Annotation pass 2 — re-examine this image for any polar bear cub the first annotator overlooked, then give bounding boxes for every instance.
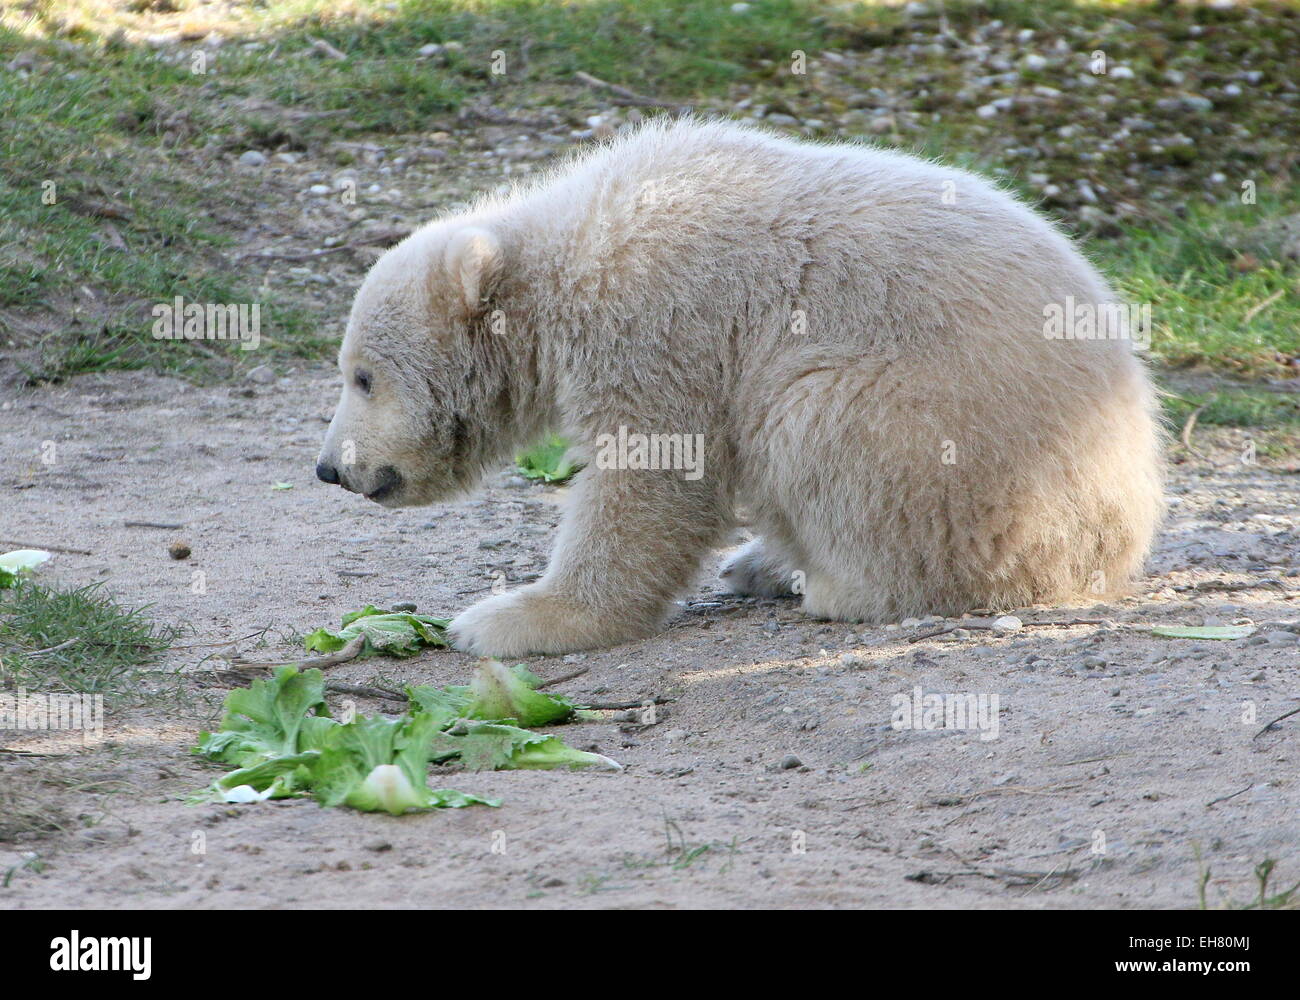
[316,117,1164,657]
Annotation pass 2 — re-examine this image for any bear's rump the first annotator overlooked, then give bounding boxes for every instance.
[735,344,1161,619]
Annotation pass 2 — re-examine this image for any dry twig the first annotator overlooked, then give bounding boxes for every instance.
[228,635,366,672]
[908,618,1107,643]
[1254,703,1300,740]
[574,71,690,109]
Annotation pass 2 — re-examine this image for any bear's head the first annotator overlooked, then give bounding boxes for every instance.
[316,223,515,507]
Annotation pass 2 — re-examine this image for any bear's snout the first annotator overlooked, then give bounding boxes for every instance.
[316,446,403,503]
[315,457,363,496]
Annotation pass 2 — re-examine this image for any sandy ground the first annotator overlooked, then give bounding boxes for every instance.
[1,365,1298,910]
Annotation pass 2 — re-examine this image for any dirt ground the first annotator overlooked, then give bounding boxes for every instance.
[2,111,1298,910]
[1,361,1298,910]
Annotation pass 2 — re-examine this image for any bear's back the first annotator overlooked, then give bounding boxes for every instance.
[520,119,1114,358]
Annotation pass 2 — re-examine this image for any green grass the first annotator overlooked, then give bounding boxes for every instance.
[1198,857,1300,911]
[1162,388,1300,431]
[0,25,323,379]
[1160,384,1300,458]
[20,0,844,106]
[1094,196,1300,377]
[619,816,739,874]
[0,580,180,695]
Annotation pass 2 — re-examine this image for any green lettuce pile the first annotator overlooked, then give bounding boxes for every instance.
[194,658,618,815]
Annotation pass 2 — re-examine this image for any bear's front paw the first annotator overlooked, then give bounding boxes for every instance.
[449,587,647,657]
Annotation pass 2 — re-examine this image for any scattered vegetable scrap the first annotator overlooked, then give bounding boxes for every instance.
[303,605,451,658]
[515,434,582,484]
[0,549,51,589]
[195,657,619,814]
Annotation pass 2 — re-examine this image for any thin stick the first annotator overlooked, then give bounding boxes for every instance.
[237,228,410,264]
[1192,578,1287,594]
[240,244,355,263]
[574,71,689,109]
[1254,704,1300,740]
[124,520,184,530]
[908,618,1106,643]
[583,696,673,710]
[1180,399,1214,463]
[325,681,406,700]
[0,540,93,555]
[535,667,590,689]
[307,36,348,61]
[27,637,82,657]
[1242,288,1285,325]
[1205,783,1253,808]
[1048,753,1134,767]
[229,635,366,672]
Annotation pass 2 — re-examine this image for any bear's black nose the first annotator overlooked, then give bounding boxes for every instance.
[316,460,340,485]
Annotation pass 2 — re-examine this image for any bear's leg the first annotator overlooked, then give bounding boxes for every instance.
[449,467,726,656]
[718,537,800,597]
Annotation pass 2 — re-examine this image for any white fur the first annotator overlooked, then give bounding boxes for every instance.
[318,118,1165,656]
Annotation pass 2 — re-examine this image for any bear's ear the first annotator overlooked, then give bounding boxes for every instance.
[442,227,503,316]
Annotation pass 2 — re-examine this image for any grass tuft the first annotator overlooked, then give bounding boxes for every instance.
[0,580,180,695]
[1198,855,1300,911]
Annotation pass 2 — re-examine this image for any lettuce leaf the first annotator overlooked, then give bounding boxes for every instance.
[195,665,330,769]
[210,751,322,802]
[432,721,622,773]
[406,681,472,730]
[303,605,451,658]
[515,434,582,484]
[408,660,580,728]
[308,712,499,814]
[464,658,576,727]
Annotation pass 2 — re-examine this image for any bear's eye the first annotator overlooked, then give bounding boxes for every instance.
[353,369,372,395]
